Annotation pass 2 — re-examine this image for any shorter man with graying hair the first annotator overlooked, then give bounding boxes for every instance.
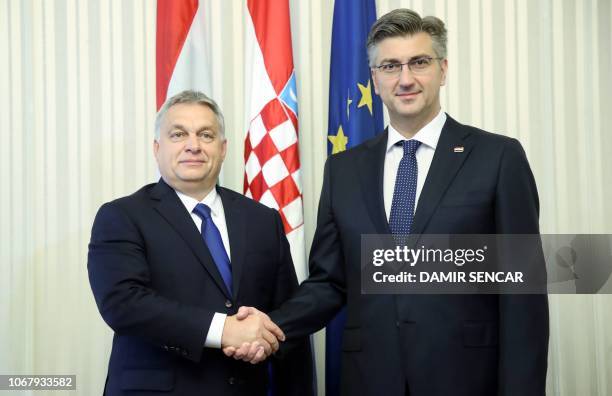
[88,90,313,396]
[228,8,549,396]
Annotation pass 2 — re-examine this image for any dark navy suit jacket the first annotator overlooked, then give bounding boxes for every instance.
[271,115,549,396]
[88,180,313,396]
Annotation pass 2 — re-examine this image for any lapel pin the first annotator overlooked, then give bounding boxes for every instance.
[453,146,464,153]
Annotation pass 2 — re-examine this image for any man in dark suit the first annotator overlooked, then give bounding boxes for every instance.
[228,9,549,396]
[88,90,313,395]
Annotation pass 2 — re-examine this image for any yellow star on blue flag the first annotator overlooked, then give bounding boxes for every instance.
[328,125,348,154]
[357,79,373,115]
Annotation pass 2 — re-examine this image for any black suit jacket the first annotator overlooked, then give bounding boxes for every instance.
[88,180,314,396]
[271,115,549,396]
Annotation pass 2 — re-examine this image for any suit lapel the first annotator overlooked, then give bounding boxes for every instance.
[217,187,246,300]
[150,180,232,299]
[411,115,474,235]
[358,131,391,235]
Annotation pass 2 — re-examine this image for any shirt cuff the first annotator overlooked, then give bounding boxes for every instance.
[204,312,227,348]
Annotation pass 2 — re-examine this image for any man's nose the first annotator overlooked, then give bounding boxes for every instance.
[398,65,416,86]
[185,134,202,152]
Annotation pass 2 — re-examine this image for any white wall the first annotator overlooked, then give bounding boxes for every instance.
[0,0,611,394]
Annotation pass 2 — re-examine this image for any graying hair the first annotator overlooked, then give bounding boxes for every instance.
[366,9,447,67]
[154,90,225,140]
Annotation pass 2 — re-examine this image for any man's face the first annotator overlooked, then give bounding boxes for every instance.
[154,103,226,196]
[371,32,447,125]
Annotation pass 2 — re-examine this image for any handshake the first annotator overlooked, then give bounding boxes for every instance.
[220,306,284,364]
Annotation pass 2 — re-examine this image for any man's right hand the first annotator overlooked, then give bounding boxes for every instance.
[221,309,285,364]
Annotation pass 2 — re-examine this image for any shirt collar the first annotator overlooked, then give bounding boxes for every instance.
[386,110,447,152]
[175,187,220,216]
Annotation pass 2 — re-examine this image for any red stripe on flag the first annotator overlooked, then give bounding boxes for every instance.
[246,0,294,95]
[156,0,198,109]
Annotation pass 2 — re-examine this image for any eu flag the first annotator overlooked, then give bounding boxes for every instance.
[327,0,383,155]
[326,0,383,395]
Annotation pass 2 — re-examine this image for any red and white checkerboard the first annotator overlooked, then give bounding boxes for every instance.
[244,97,303,234]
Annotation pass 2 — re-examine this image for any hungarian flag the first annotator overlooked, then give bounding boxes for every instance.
[243,0,306,282]
[156,0,211,110]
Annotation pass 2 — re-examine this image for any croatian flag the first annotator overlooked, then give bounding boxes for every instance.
[156,0,211,110]
[243,0,306,282]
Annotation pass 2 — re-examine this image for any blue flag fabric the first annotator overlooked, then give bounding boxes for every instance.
[327,0,383,156]
[326,1,383,395]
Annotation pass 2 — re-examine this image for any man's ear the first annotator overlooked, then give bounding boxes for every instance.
[372,69,380,95]
[440,58,448,86]
[221,138,228,160]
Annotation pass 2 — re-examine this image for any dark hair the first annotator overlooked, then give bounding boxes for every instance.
[366,8,447,66]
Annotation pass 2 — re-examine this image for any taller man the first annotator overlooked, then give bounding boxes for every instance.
[232,8,548,396]
[88,90,313,395]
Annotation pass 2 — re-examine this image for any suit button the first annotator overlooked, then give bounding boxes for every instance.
[228,377,236,385]
[225,300,233,308]
[163,345,169,351]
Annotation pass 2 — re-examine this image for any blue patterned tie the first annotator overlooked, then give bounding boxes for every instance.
[389,140,422,235]
[193,203,233,295]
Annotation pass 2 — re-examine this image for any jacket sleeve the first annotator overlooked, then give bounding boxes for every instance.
[87,201,214,363]
[495,138,549,396]
[270,156,347,342]
[269,209,316,396]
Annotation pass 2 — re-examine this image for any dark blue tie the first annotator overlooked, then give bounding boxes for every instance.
[193,203,233,295]
[389,140,422,235]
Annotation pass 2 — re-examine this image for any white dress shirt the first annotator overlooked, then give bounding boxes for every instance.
[175,188,230,349]
[383,110,447,220]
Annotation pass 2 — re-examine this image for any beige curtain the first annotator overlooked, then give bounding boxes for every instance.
[1,0,610,394]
